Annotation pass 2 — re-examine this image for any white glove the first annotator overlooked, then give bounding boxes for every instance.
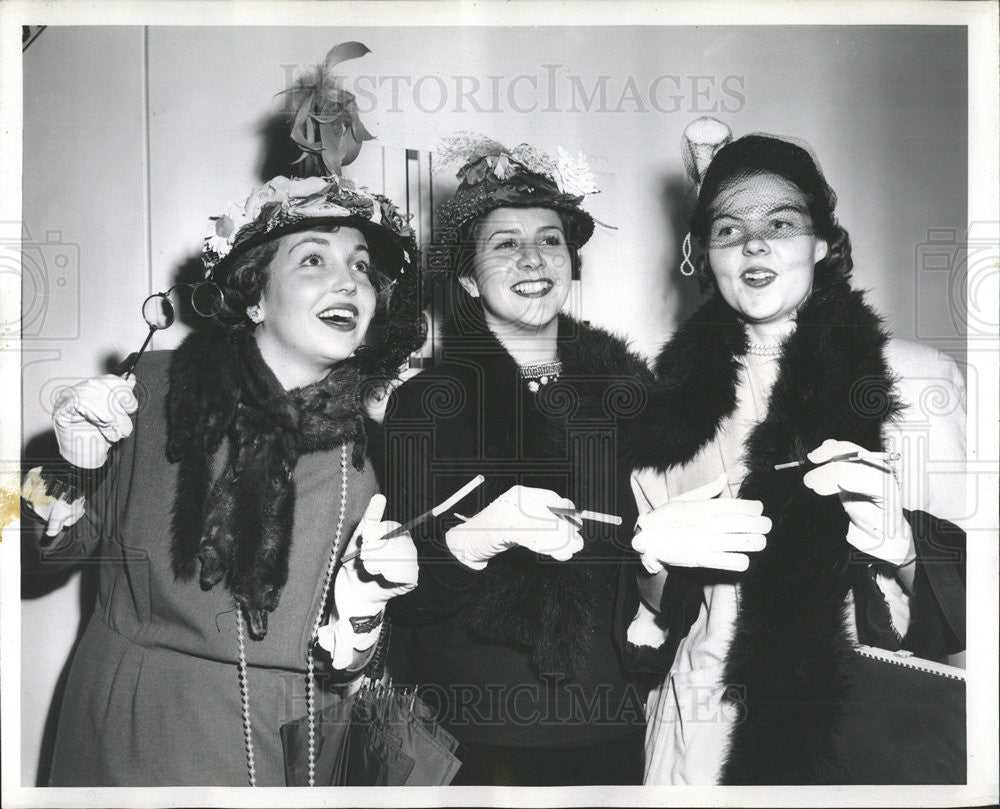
[445,485,585,570]
[317,494,419,670]
[803,439,915,567]
[631,473,770,573]
[21,466,86,536]
[52,374,138,469]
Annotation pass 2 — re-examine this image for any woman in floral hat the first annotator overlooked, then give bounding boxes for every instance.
[627,119,967,784]
[23,175,427,786]
[376,134,767,786]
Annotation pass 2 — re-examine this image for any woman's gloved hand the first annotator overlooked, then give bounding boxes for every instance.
[21,467,86,536]
[803,439,915,567]
[52,374,138,468]
[444,485,585,570]
[317,494,419,670]
[631,473,770,573]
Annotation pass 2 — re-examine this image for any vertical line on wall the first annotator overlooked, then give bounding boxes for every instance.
[141,27,154,343]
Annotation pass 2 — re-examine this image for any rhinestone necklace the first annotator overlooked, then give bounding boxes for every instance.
[518,359,563,393]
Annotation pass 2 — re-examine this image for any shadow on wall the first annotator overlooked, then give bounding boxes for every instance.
[258,111,309,184]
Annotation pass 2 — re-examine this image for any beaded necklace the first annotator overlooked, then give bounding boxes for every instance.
[744,340,783,357]
[236,442,350,787]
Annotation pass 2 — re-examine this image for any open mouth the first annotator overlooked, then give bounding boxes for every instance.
[317,303,359,331]
[511,279,554,298]
[741,268,776,288]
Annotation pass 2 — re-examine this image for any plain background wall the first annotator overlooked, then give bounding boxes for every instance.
[20,25,967,785]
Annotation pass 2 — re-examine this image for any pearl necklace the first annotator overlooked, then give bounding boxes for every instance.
[744,340,783,357]
[518,359,563,393]
[236,442,349,787]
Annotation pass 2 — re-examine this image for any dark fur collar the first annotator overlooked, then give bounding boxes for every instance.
[645,284,901,783]
[440,307,653,383]
[438,308,652,678]
[166,329,366,639]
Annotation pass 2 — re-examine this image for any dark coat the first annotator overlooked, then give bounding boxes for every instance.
[377,314,655,748]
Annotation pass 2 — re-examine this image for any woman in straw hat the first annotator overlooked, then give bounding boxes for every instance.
[22,174,427,786]
[377,133,769,785]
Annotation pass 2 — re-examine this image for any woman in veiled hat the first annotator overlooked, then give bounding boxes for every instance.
[22,175,427,786]
[627,119,967,784]
[376,134,768,786]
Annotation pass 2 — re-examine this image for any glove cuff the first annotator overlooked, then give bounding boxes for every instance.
[25,462,107,505]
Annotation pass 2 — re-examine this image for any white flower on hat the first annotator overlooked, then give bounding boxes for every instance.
[204,202,251,257]
[555,146,599,196]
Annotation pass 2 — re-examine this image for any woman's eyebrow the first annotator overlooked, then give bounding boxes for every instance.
[288,235,331,250]
[713,203,807,219]
[768,203,808,215]
[485,227,520,239]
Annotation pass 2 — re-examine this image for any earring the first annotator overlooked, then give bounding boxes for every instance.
[679,232,696,276]
[247,305,263,324]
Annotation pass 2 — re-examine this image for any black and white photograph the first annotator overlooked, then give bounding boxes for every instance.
[1,1,997,807]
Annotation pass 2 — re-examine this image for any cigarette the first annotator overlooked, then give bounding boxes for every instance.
[341,475,486,563]
[430,475,485,517]
[548,506,624,526]
[578,510,624,526]
[774,450,901,471]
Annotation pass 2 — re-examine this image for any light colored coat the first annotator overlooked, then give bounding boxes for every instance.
[631,339,967,784]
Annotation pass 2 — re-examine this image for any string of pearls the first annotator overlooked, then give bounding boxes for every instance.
[236,607,256,786]
[306,443,350,786]
[744,340,783,357]
[236,443,350,788]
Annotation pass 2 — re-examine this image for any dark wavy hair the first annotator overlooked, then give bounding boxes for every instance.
[214,222,426,376]
[689,135,854,299]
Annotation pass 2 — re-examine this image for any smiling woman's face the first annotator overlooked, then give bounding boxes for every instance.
[707,172,828,329]
[253,227,377,386]
[460,207,572,332]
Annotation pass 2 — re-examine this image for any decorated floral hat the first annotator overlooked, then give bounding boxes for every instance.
[202,174,417,282]
[429,132,599,273]
[202,174,426,377]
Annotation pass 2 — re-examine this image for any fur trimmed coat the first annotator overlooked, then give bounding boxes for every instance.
[625,285,967,785]
[30,331,380,786]
[378,313,655,749]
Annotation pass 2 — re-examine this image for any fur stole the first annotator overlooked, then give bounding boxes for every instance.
[440,309,653,678]
[166,329,366,639]
[640,284,901,783]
